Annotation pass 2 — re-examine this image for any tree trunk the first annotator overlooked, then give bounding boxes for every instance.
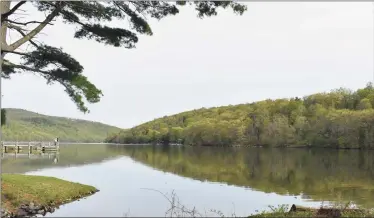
[0,1,11,137]
[1,1,11,53]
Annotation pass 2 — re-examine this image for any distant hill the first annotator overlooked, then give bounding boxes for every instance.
[2,108,122,142]
[106,83,374,149]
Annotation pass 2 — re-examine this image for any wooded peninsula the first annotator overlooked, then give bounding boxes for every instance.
[106,83,374,149]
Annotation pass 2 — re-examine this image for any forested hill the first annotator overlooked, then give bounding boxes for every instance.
[2,108,121,142]
[106,83,374,149]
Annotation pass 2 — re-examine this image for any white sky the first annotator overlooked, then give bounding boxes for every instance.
[3,2,374,128]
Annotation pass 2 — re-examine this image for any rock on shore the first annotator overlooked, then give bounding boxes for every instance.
[1,202,57,218]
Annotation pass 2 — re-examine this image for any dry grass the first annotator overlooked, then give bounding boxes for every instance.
[249,203,374,218]
[143,189,374,218]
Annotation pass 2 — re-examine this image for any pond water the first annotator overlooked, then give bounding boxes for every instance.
[2,144,374,217]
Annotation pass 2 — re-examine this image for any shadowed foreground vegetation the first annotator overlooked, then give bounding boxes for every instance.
[119,188,374,217]
[1,174,98,215]
[249,204,374,218]
[107,83,374,149]
[2,108,121,142]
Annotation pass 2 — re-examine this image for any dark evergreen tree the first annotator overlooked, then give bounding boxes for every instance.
[1,109,5,126]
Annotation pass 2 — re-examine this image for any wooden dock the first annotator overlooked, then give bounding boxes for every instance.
[1,141,60,153]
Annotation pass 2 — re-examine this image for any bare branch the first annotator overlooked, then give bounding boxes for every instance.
[140,188,204,218]
[7,2,65,52]
[7,23,27,32]
[1,1,26,21]
[7,23,40,48]
[5,19,54,26]
[1,49,27,56]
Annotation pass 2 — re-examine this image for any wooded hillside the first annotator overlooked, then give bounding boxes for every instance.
[106,83,374,149]
[3,108,121,142]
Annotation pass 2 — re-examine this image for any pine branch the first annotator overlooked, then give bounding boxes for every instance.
[2,59,50,76]
[1,0,248,114]
[113,1,152,35]
[59,10,86,26]
[3,58,102,113]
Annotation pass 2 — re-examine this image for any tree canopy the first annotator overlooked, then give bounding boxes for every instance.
[106,83,374,149]
[0,1,247,114]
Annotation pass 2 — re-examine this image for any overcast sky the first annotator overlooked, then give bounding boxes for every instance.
[3,2,374,128]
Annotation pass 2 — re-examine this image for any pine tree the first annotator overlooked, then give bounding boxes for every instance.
[0,1,247,115]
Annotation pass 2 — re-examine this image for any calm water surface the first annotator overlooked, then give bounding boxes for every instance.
[2,144,374,217]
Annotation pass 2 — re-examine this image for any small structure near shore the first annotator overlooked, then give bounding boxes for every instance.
[1,141,60,154]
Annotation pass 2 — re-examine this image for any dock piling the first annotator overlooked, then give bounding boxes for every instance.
[1,141,60,154]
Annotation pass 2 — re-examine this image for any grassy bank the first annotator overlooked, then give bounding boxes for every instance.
[1,174,98,216]
[249,205,374,218]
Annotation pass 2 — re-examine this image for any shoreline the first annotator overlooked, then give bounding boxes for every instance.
[110,143,374,151]
[249,204,374,218]
[1,174,99,218]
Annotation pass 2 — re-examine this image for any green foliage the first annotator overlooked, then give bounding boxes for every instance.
[357,98,372,110]
[1,1,247,113]
[1,109,6,126]
[249,204,374,218]
[2,108,121,142]
[107,83,374,149]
